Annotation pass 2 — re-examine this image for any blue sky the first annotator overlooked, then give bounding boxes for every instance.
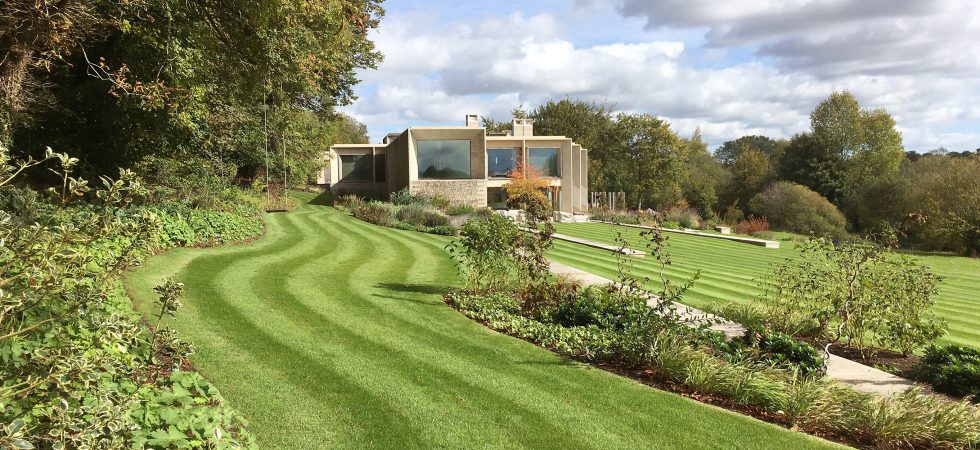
[340,0,980,152]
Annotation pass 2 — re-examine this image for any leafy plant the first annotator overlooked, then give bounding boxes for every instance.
[0,148,255,448]
[353,201,396,227]
[447,214,520,293]
[754,238,946,356]
[914,345,980,402]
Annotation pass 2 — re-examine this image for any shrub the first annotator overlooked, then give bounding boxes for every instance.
[590,208,641,224]
[551,287,651,331]
[0,185,55,224]
[389,188,430,206]
[748,181,847,237]
[742,327,825,376]
[140,202,263,247]
[447,284,980,449]
[396,204,450,227]
[721,204,745,227]
[447,214,520,292]
[353,201,395,227]
[755,239,945,356]
[664,205,701,229]
[734,215,769,235]
[445,203,476,216]
[914,345,980,402]
[335,193,365,212]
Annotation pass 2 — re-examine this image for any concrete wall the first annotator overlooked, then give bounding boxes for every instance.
[580,149,589,213]
[386,131,411,194]
[410,179,488,207]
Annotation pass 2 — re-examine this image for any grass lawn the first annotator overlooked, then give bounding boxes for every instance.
[124,192,841,449]
[550,222,980,349]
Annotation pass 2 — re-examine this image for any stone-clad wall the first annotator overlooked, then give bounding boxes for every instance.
[410,179,488,207]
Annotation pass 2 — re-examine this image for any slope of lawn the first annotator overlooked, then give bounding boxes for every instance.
[124,192,841,449]
[551,222,980,349]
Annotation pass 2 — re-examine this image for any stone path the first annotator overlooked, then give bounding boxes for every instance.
[548,259,915,396]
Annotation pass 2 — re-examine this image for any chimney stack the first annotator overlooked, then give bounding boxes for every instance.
[512,118,534,137]
[465,114,480,127]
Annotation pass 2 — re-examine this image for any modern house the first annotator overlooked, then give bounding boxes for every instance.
[316,115,589,213]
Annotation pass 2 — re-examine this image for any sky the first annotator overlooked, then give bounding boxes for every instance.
[338,0,980,152]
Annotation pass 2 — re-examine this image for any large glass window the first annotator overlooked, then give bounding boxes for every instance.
[340,154,373,182]
[528,147,559,177]
[417,140,471,179]
[487,148,516,178]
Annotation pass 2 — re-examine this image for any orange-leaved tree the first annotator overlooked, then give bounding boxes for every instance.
[504,157,553,222]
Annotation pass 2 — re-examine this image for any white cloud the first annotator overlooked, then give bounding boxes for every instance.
[341,3,980,151]
[617,0,980,78]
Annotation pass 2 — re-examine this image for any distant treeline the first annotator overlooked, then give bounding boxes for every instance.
[487,95,979,255]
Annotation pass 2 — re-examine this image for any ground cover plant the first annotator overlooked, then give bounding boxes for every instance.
[0,150,259,448]
[446,208,980,449]
[124,191,847,449]
[549,222,980,349]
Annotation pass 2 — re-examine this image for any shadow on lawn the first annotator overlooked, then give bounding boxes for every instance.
[306,190,338,206]
[376,282,448,295]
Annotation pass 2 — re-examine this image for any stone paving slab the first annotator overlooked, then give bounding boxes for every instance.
[547,258,917,396]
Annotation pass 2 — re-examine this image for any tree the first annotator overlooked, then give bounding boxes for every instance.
[481,116,512,133]
[505,158,552,219]
[714,135,777,167]
[607,114,683,210]
[810,91,864,158]
[778,91,905,213]
[6,0,384,182]
[530,98,616,191]
[681,128,727,219]
[778,132,847,203]
[906,155,980,255]
[724,147,772,211]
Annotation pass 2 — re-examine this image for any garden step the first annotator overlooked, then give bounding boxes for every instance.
[525,229,646,256]
[547,259,919,396]
[597,221,780,248]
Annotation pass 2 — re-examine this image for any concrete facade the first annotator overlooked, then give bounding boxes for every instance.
[321,116,589,213]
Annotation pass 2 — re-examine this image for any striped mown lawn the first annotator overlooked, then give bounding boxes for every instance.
[124,193,841,449]
[550,222,980,349]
